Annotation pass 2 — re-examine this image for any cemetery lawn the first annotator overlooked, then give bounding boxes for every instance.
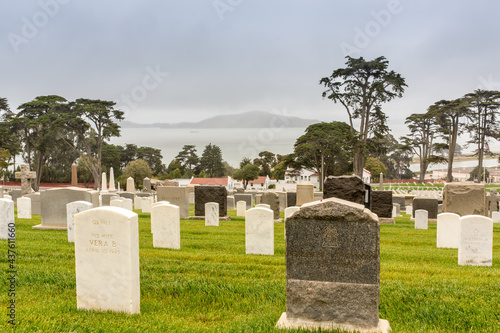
[0,208,499,332]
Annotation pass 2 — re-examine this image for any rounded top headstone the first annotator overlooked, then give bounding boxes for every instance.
[290,197,378,222]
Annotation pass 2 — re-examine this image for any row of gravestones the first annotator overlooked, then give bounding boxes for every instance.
[1,191,391,332]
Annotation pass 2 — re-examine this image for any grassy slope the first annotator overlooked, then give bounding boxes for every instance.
[0,207,499,332]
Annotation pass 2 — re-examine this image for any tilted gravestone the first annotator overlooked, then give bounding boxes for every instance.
[370,191,393,218]
[277,197,390,332]
[412,198,438,219]
[323,175,365,205]
[195,186,227,217]
[74,207,140,314]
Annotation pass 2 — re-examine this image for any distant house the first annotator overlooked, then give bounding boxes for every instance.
[189,176,235,190]
[276,169,320,191]
[363,168,372,184]
[246,176,273,190]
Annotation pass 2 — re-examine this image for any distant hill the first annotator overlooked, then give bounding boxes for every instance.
[121,111,320,129]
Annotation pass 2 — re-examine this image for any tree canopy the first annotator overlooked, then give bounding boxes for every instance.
[320,56,406,177]
[200,143,225,177]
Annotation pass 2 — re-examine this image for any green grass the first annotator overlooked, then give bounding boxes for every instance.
[1,207,499,332]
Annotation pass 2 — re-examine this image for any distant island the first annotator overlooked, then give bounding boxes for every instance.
[121,111,320,129]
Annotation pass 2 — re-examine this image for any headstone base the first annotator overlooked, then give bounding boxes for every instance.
[188,216,231,221]
[378,218,395,224]
[32,224,67,230]
[276,313,391,333]
[274,218,283,223]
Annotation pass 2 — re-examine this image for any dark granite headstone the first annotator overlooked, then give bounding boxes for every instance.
[412,197,438,219]
[370,191,392,218]
[234,194,252,208]
[195,186,227,217]
[392,195,406,210]
[283,198,382,328]
[261,192,280,219]
[323,175,365,205]
[286,192,297,207]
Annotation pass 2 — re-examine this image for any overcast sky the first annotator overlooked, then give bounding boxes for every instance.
[2,0,500,141]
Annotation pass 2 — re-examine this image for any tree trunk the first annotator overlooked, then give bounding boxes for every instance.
[353,149,364,178]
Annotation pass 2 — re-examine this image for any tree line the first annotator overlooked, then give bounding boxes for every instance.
[2,56,500,188]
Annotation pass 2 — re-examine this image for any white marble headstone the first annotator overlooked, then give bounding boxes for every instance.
[406,206,412,215]
[236,201,246,217]
[245,207,274,255]
[151,203,180,249]
[492,211,500,223]
[17,197,32,219]
[141,197,151,213]
[74,207,140,314]
[415,209,428,229]
[110,198,124,208]
[458,215,493,266]
[122,198,133,211]
[436,213,460,248]
[0,199,14,240]
[256,204,271,210]
[205,202,219,226]
[67,201,93,243]
[134,195,142,210]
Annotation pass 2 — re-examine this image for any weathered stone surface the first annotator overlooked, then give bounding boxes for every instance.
[392,195,406,210]
[151,203,180,249]
[234,194,252,208]
[157,186,189,218]
[286,279,379,327]
[323,175,365,205]
[413,198,438,219]
[287,198,379,284]
[66,201,93,243]
[37,188,96,229]
[195,186,227,217]
[10,190,22,206]
[286,192,297,207]
[227,196,235,210]
[285,197,381,329]
[296,182,314,206]
[278,191,287,211]
[370,191,392,218]
[142,177,151,192]
[15,164,36,195]
[261,192,280,220]
[25,193,41,215]
[205,202,219,226]
[443,183,486,216]
[101,193,119,207]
